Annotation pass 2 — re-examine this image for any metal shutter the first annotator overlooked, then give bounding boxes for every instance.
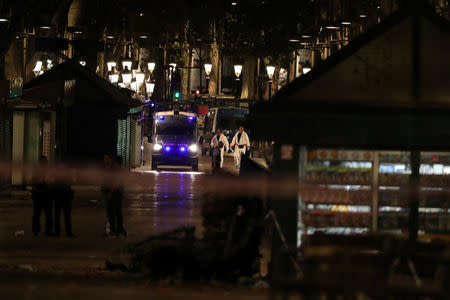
[0,109,12,185]
[117,116,131,169]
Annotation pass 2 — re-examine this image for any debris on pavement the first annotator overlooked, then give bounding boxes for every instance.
[254,280,270,289]
[14,230,25,237]
[17,264,35,272]
[108,193,266,284]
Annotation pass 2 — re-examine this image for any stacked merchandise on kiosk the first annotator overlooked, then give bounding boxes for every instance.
[300,149,374,238]
[378,152,450,235]
[299,150,450,243]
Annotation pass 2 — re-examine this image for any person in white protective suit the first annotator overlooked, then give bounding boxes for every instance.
[231,126,250,169]
[210,129,229,168]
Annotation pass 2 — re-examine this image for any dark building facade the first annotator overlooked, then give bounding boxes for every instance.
[8,61,143,185]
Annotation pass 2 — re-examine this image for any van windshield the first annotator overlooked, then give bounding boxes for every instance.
[216,108,248,130]
[156,126,194,136]
[155,115,196,136]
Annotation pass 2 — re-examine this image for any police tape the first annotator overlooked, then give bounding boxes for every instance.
[0,161,441,199]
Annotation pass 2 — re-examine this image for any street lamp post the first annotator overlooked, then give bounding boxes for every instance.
[204,63,212,94]
[266,65,275,100]
[169,63,176,100]
[234,64,243,99]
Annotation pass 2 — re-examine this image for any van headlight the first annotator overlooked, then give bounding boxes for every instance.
[188,144,198,152]
[153,143,163,151]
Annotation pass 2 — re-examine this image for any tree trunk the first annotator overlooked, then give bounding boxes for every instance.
[4,38,23,81]
[180,21,190,100]
[240,59,249,100]
[271,66,280,96]
[288,51,296,83]
[180,43,190,99]
[240,56,255,100]
[208,21,220,96]
[262,58,270,100]
[381,0,399,17]
[0,11,22,80]
[0,54,7,81]
[153,47,166,100]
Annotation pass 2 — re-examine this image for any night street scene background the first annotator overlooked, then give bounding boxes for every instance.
[1,0,450,299]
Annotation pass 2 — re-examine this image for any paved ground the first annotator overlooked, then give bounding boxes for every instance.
[0,273,268,300]
[0,155,270,299]
[0,155,233,272]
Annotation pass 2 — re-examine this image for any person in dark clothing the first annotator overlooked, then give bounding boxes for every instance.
[53,183,74,237]
[212,141,224,174]
[107,156,127,236]
[224,196,264,277]
[32,156,53,236]
[102,154,113,235]
[52,164,75,237]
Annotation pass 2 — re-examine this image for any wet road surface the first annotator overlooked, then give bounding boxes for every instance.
[0,156,272,298]
[0,156,238,273]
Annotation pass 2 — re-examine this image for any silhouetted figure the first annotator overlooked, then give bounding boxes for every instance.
[107,156,127,236]
[225,196,264,277]
[52,164,75,237]
[32,156,52,236]
[102,154,113,235]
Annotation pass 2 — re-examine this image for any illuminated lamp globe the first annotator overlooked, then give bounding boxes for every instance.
[130,81,138,92]
[46,59,53,69]
[146,82,155,95]
[147,62,156,73]
[122,70,132,85]
[107,61,116,72]
[135,67,145,86]
[204,63,212,77]
[234,65,242,79]
[33,61,43,77]
[122,59,132,72]
[109,67,119,83]
[266,66,275,80]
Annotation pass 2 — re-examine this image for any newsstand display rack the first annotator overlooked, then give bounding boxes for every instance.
[299,149,450,242]
[378,151,450,235]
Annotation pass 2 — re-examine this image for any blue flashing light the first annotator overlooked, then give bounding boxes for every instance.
[188,116,195,121]
[164,146,171,152]
[180,146,186,152]
[158,115,165,120]
[151,102,155,107]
